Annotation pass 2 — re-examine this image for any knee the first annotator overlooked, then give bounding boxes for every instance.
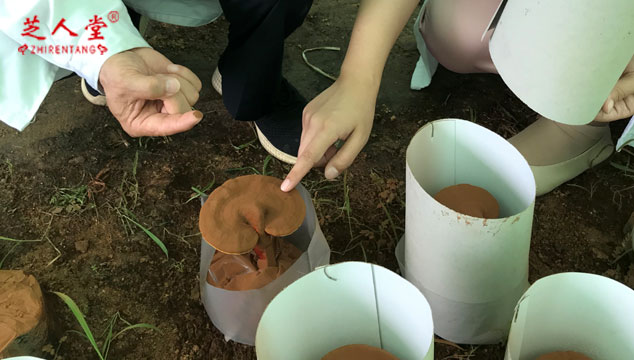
[421,0,493,74]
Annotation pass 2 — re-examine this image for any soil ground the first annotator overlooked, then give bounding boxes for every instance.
[2,2,634,359]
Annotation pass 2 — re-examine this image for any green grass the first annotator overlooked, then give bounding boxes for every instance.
[106,152,168,258]
[262,155,273,176]
[121,210,168,259]
[186,174,216,204]
[112,151,141,235]
[55,292,159,360]
[0,235,41,268]
[230,137,258,150]
[339,170,353,241]
[50,184,92,214]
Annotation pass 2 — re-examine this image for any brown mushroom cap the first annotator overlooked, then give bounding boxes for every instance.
[322,344,400,360]
[536,351,593,360]
[0,270,44,353]
[433,184,500,219]
[199,175,306,254]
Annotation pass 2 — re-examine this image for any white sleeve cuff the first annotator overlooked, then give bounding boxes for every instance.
[72,9,150,90]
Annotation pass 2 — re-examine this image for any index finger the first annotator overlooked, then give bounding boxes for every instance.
[281,133,337,192]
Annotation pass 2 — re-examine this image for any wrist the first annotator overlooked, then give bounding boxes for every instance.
[338,64,381,95]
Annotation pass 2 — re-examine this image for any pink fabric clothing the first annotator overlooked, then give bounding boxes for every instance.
[420,0,501,74]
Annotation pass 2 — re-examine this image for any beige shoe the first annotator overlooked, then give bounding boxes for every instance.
[510,119,614,196]
[213,67,299,165]
[255,125,298,164]
[81,78,107,106]
[212,67,222,96]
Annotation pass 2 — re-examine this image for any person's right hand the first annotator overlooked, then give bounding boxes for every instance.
[99,47,203,137]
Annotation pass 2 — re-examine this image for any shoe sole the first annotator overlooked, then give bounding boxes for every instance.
[213,68,299,165]
[531,133,614,196]
[255,125,298,165]
[212,67,223,96]
[81,79,107,106]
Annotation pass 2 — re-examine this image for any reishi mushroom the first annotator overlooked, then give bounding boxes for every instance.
[322,344,400,360]
[199,175,306,255]
[434,184,500,219]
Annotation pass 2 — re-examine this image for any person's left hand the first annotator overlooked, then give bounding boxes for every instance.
[100,47,203,137]
[280,75,378,192]
[595,55,634,122]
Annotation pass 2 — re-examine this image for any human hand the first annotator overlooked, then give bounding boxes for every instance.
[595,55,634,122]
[281,75,378,192]
[99,47,203,137]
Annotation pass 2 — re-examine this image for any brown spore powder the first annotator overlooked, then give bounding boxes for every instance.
[0,270,44,354]
[434,184,500,219]
[199,175,306,255]
[322,344,400,360]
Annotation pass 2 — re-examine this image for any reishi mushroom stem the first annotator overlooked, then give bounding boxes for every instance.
[257,233,278,268]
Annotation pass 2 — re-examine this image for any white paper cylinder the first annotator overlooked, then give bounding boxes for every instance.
[255,262,434,360]
[397,119,535,344]
[199,184,330,345]
[505,273,634,359]
[489,0,634,125]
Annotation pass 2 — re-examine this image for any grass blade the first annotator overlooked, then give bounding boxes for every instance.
[112,323,160,340]
[54,292,104,360]
[122,215,168,258]
[0,243,20,269]
[0,235,40,243]
[262,155,273,176]
[185,175,216,204]
[230,137,257,150]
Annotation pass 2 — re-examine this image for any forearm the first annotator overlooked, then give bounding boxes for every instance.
[339,0,420,91]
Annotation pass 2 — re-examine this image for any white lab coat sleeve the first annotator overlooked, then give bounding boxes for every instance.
[0,0,149,90]
[0,1,150,131]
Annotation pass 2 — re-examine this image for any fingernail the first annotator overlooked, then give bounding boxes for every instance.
[281,179,291,192]
[167,64,179,73]
[165,78,179,94]
[606,99,614,111]
[325,166,339,179]
[193,110,203,122]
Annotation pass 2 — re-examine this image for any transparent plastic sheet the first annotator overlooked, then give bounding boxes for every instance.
[616,116,634,152]
[504,273,634,359]
[396,240,527,344]
[255,262,434,360]
[199,184,330,345]
[398,119,535,344]
[489,0,634,125]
